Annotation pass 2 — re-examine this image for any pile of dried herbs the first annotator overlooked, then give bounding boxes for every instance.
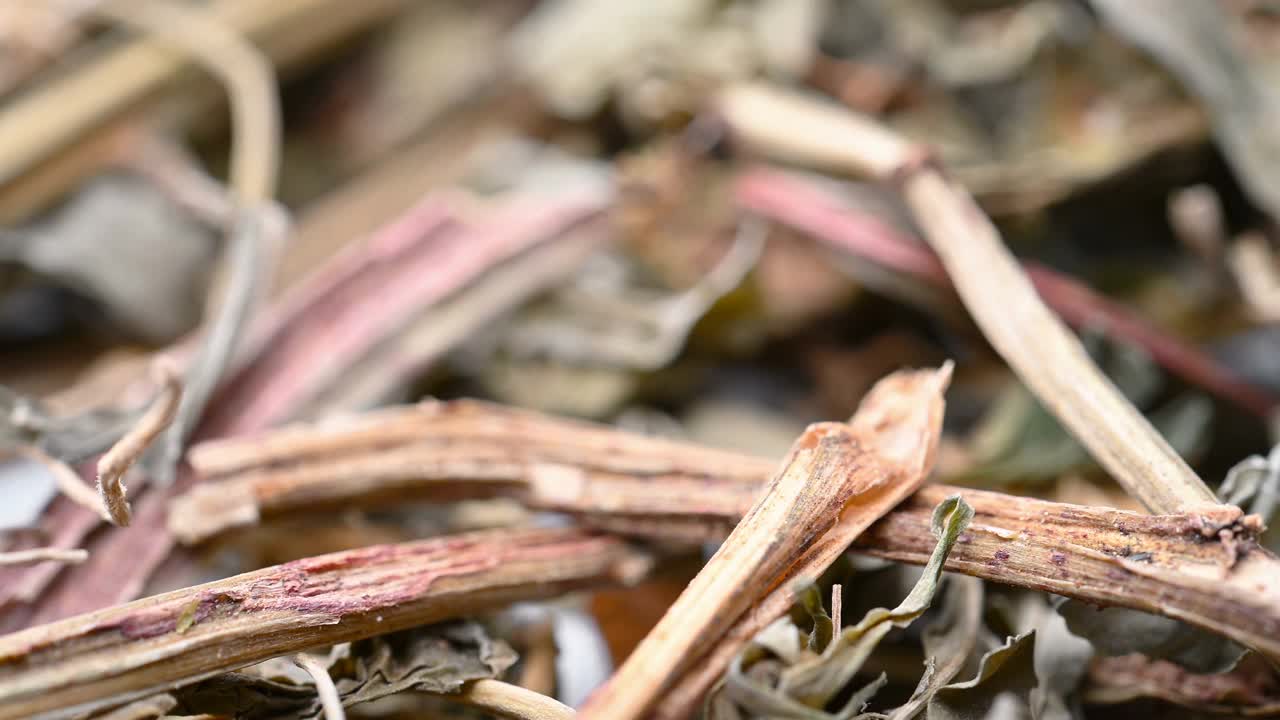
[2,1,1280,718]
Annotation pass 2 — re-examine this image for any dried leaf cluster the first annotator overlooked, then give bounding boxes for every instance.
[2,2,1280,720]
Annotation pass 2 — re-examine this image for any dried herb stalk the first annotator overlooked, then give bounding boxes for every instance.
[0,0,404,217]
[176,397,770,543]
[734,166,1279,418]
[0,527,649,720]
[0,548,87,567]
[96,363,183,526]
[199,192,607,434]
[856,485,1278,660]
[577,365,952,720]
[180,398,1280,666]
[656,374,953,720]
[435,679,575,720]
[719,81,1217,514]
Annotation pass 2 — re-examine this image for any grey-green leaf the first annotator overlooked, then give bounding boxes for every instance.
[927,632,1038,720]
[780,495,975,707]
[1055,601,1245,674]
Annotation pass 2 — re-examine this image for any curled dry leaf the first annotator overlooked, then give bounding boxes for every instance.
[711,495,973,719]
[1055,601,1245,674]
[169,622,516,720]
[888,575,985,720]
[926,632,1038,720]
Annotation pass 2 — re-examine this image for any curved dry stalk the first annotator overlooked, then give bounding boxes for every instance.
[440,679,575,720]
[0,548,87,567]
[91,0,285,486]
[718,81,1216,515]
[90,0,279,202]
[96,364,182,526]
[293,653,345,720]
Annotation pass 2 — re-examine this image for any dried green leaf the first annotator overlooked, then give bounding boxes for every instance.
[1029,605,1092,720]
[1220,444,1280,529]
[713,496,973,719]
[926,632,1037,720]
[781,496,974,706]
[169,621,516,719]
[956,334,1211,486]
[1055,601,1246,674]
[887,576,985,720]
[0,177,214,344]
[1089,0,1280,221]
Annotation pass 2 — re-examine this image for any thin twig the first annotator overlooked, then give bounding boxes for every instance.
[578,365,951,720]
[0,548,87,567]
[119,134,237,228]
[831,584,842,632]
[152,205,277,485]
[719,81,1218,514]
[1228,232,1280,324]
[0,527,650,719]
[90,0,284,485]
[85,0,280,202]
[293,653,345,720]
[439,679,575,720]
[3,445,103,519]
[96,364,182,526]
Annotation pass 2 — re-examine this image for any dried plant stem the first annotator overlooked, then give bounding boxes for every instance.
[92,0,279,202]
[182,398,1280,666]
[901,171,1216,513]
[0,527,649,720]
[199,193,606,434]
[720,82,1216,515]
[734,166,1279,419]
[0,548,87,567]
[578,366,951,720]
[579,424,868,720]
[92,0,285,484]
[293,654,345,720]
[0,0,291,189]
[4,445,104,519]
[439,679,575,720]
[96,364,182,526]
[175,400,776,544]
[830,584,842,634]
[0,0,404,225]
[153,205,277,485]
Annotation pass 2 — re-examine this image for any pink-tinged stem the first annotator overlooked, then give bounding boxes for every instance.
[735,167,1279,418]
